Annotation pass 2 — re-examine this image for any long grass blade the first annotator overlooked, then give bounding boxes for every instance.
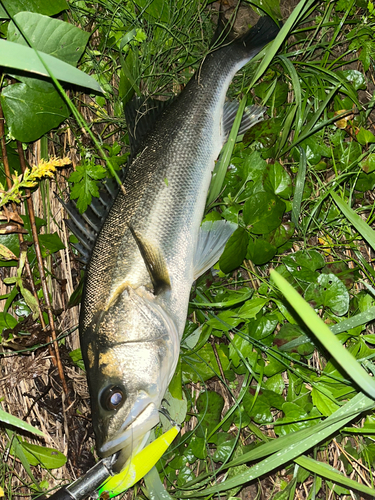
[270,269,375,399]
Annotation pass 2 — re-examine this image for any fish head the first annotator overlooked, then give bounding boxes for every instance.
[81,286,179,471]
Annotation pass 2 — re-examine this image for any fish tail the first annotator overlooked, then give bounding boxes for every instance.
[231,16,281,65]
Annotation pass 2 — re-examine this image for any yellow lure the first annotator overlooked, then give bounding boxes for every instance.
[98,425,180,499]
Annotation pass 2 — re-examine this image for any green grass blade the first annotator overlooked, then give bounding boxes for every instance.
[206,96,247,207]
[291,145,306,227]
[295,455,375,497]
[0,39,102,93]
[249,0,317,86]
[179,393,374,496]
[270,269,375,399]
[332,191,375,253]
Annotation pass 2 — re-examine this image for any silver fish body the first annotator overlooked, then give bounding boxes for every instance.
[79,16,279,470]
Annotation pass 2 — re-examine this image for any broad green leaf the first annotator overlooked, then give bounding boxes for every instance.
[359,153,375,173]
[69,348,85,371]
[9,12,90,67]
[243,192,285,234]
[1,0,68,17]
[1,83,70,142]
[21,442,67,469]
[264,222,295,249]
[304,273,349,316]
[237,297,268,320]
[356,127,375,146]
[134,0,170,22]
[274,323,314,356]
[0,41,100,92]
[311,388,340,416]
[263,161,292,199]
[195,391,224,438]
[39,233,65,257]
[247,236,277,265]
[182,343,230,383]
[219,227,249,273]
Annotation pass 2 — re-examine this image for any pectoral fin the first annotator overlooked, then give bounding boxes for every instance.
[129,225,171,295]
[193,220,237,279]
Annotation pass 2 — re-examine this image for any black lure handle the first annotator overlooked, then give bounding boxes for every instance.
[47,454,118,500]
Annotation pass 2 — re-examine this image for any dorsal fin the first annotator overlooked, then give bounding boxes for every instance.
[58,176,123,263]
[125,97,174,157]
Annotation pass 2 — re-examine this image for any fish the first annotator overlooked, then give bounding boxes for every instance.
[64,14,279,473]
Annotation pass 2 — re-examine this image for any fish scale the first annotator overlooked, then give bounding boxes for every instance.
[71,15,280,473]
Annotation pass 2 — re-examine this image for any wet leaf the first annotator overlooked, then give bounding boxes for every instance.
[304,273,349,316]
[196,391,224,438]
[219,227,248,273]
[1,84,70,143]
[39,233,65,256]
[20,442,67,469]
[247,236,277,265]
[243,192,285,234]
[263,162,292,199]
[0,0,68,17]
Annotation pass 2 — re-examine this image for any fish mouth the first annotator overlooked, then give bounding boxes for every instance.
[98,396,160,466]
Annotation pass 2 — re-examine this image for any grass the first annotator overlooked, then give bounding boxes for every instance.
[2,0,375,499]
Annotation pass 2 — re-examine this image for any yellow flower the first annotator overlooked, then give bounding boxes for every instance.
[30,156,71,180]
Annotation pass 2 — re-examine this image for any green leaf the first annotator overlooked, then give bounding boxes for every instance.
[356,127,375,146]
[1,83,70,142]
[69,348,85,371]
[69,163,107,213]
[237,297,268,320]
[0,409,45,436]
[0,40,100,92]
[1,0,68,17]
[219,227,249,273]
[304,273,349,317]
[243,192,285,234]
[8,12,90,66]
[359,153,375,173]
[39,233,65,257]
[21,442,67,469]
[246,236,277,265]
[195,391,224,438]
[263,161,292,199]
[274,324,314,356]
[182,343,230,383]
[133,0,170,22]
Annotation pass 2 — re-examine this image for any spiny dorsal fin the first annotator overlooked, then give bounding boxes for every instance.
[128,225,171,295]
[59,176,123,263]
[193,220,237,280]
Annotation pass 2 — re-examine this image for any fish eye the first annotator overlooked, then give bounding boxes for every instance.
[101,385,125,411]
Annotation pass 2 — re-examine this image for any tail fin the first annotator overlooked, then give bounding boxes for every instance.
[233,15,281,63]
